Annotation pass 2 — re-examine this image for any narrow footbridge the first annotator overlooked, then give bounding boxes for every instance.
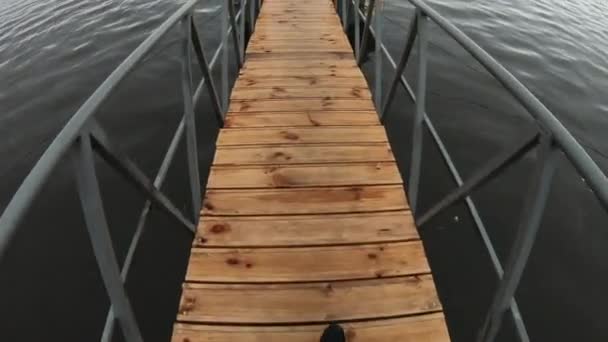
[1,0,608,341]
[172,0,448,340]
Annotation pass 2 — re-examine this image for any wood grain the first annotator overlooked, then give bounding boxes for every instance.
[195,212,418,247]
[217,126,387,146]
[243,59,357,69]
[213,143,395,165]
[233,76,367,89]
[173,314,450,342]
[224,111,379,127]
[207,162,401,188]
[177,276,441,324]
[230,86,371,100]
[186,242,429,282]
[202,185,408,216]
[228,99,376,112]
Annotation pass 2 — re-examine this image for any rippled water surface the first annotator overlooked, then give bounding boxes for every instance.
[1,0,607,341]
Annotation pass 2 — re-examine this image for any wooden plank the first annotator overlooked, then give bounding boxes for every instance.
[246,51,354,60]
[177,276,442,324]
[248,40,350,48]
[243,59,356,69]
[186,242,429,282]
[216,126,387,146]
[249,35,347,42]
[252,32,346,38]
[234,76,366,89]
[256,19,341,24]
[195,211,418,247]
[173,314,450,342]
[237,67,362,79]
[230,86,371,100]
[207,162,401,188]
[201,185,408,216]
[250,35,347,42]
[247,46,352,53]
[228,99,375,112]
[213,143,395,165]
[224,112,379,127]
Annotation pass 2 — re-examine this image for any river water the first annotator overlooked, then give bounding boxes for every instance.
[1,0,607,341]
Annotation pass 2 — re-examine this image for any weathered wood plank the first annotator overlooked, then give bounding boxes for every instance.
[243,59,356,69]
[177,276,442,324]
[246,51,354,60]
[247,42,352,51]
[217,126,387,146]
[213,143,395,165]
[247,46,352,53]
[228,99,376,112]
[173,314,450,342]
[230,86,371,100]
[186,242,429,282]
[237,67,363,79]
[234,76,367,89]
[207,162,401,188]
[250,36,348,43]
[224,112,379,127]
[195,211,418,247]
[202,185,408,216]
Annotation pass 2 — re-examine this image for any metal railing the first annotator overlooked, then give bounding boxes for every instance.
[0,0,260,340]
[336,0,608,341]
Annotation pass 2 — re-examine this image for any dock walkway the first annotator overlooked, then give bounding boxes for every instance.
[172,0,449,340]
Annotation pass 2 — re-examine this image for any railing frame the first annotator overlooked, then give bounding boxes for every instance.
[0,0,260,340]
[336,0,608,341]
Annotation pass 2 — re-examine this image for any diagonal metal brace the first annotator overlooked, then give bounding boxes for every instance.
[356,0,376,65]
[190,17,225,127]
[73,134,144,342]
[417,130,540,226]
[89,124,196,234]
[476,134,558,342]
[227,0,243,67]
[380,12,418,122]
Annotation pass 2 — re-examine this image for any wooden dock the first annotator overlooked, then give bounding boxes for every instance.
[172,0,450,340]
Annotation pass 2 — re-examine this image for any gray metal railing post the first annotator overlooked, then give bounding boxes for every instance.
[341,0,347,29]
[73,134,143,342]
[100,117,194,342]
[190,17,224,127]
[380,12,418,122]
[357,0,375,65]
[239,0,246,60]
[354,0,361,60]
[374,0,384,110]
[181,17,202,222]
[221,0,229,110]
[339,0,348,31]
[249,0,255,33]
[407,10,427,213]
[227,0,243,67]
[477,135,558,342]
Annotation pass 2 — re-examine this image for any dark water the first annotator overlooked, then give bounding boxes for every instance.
[1,0,607,341]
